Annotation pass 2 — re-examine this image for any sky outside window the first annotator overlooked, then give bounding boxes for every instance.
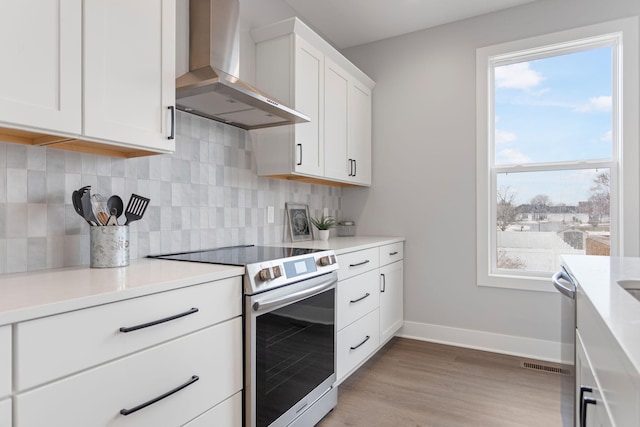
[494,46,613,205]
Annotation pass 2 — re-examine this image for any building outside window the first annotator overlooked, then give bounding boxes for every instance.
[476,18,639,291]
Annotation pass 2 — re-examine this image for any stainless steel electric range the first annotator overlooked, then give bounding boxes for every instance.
[150,245,339,427]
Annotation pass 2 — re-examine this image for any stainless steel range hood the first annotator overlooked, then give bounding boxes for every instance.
[176,0,310,130]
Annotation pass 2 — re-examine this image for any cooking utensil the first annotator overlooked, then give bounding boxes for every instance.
[107,195,124,220]
[72,190,92,224]
[91,194,110,226]
[124,194,150,225]
[107,208,119,226]
[81,190,98,226]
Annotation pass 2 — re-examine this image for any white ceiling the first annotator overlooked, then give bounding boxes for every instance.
[241,0,538,49]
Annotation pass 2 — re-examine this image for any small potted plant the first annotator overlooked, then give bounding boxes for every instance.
[310,215,336,241]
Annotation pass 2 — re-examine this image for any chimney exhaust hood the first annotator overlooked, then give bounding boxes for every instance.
[176,0,310,130]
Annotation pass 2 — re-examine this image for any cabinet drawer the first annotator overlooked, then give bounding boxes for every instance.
[0,399,10,427]
[0,326,10,399]
[336,309,379,383]
[336,269,379,331]
[16,277,241,391]
[15,318,242,427]
[379,242,403,266]
[184,392,242,427]
[337,248,379,281]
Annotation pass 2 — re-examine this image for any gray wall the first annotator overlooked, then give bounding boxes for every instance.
[341,0,640,349]
[0,112,342,274]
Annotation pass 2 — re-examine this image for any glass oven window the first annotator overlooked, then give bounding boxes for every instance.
[256,289,335,427]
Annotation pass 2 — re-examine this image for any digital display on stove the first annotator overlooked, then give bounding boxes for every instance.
[283,257,317,278]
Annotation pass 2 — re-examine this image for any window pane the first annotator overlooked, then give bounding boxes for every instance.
[494,47,613,164]
[496,169,610,273]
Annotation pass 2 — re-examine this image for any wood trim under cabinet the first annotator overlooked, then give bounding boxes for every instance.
[0,126,165,158]
[266,174,361,188]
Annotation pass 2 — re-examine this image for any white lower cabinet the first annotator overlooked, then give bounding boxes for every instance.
[379,260,404,343]
[0,399,10,427]
[337,309,380,382]
[184,392,242,427]
[335,241,404,384]
[576,331,613,427]
[14,318,242,427]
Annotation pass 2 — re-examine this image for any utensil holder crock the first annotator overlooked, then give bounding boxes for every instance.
[90,226,130,268]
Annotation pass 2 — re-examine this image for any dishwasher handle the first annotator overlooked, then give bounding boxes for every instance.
[552,269,575,299]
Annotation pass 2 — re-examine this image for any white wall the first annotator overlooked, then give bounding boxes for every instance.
[341,0,640,360]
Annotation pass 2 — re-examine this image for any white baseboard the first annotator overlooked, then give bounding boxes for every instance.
[398,321,564,363]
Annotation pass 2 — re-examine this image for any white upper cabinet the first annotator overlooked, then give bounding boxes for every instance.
[349,81,372,185]
[0,0,82,134]
[84,0,175,153]
[252,17,374,187]
[0,0,175,158]
[323,58,350,182]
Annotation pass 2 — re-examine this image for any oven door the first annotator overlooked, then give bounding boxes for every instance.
[245,271,337,427]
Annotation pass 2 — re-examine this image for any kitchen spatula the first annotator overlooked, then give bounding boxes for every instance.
[124,194,150,225]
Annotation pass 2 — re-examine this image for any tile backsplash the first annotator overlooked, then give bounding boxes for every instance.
[0,112,342,274]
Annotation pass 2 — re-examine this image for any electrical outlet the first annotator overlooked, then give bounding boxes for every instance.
[267,206,274,224]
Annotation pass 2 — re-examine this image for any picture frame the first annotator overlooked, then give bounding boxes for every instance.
[286,203,313,242]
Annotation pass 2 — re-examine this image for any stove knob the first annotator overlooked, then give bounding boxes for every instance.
[272,265,283,278]
[318,256,334,266]
[258,267,274,281]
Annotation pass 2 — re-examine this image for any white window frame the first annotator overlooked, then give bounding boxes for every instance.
[476,18,639,292]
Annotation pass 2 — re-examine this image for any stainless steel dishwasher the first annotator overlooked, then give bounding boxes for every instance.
[552,265,577,427]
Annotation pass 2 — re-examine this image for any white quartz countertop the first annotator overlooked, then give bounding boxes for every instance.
[562,255,640,376]
[0,236,404,326]
[271,236,405,255]
[0,258,244,325]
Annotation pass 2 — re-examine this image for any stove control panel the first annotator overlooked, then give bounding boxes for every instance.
[245,250,339,294]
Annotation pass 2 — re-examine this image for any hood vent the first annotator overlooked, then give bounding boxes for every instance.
[176,0,310,130]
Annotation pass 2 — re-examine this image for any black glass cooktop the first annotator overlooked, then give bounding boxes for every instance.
[149,245,322,266]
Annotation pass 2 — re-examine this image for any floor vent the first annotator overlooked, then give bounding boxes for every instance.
[520,361,566,375]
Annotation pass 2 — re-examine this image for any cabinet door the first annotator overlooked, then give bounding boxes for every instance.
[323,58,350,182]
[349,81,372,185]
[294,37,324,176]
[0,326,9,400]
[0,0,81,134]
[576,332,613,427]
[379,260,404,343]
[84,0,175,152]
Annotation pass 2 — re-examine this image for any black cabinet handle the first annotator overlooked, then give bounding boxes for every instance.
[350,293,370,304]
[350,335,370,350]
[389,251,399,256]
[167,106,175,140]
[119,307,199,333]
[353,159,357,176]
[381,273,386,292]
[120,375,199,416]
[581,397,597,427]
[579,386,594,427]
[349,260,370,268]
[297,144,302,166]
[348,159,354,176]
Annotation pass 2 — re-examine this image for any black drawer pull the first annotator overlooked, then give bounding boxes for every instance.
[350,335,371,350]
[119,307,199,333]
[381,273,386,292]
[350,293,370,304]
[120,375,199,416]
[349,260,370,268]
[389,251,399,256]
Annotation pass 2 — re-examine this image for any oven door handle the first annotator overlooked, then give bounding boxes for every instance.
[252,277,337,313]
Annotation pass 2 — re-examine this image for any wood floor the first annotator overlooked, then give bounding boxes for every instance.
[318,338,563,427]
